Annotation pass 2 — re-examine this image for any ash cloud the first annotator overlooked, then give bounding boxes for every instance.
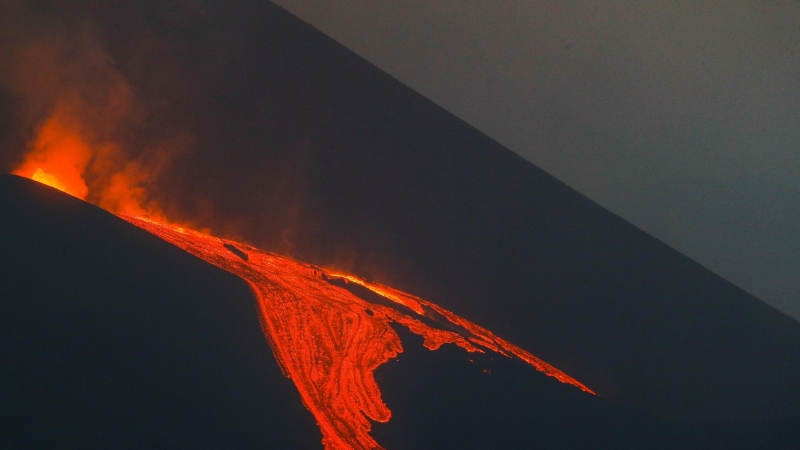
[0,1,196,222]
[0,0,320,252]
[0,0,450,284]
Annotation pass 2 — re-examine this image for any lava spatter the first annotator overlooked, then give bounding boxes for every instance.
[122,215,593,450]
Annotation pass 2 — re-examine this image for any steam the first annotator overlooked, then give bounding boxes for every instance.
[1,1,350,264]
[14,105,93,199]
[1,2,182,222]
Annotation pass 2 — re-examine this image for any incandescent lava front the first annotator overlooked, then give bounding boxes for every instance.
[122,215,593,450]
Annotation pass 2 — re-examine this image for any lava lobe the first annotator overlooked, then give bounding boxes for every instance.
[122,215,593,450]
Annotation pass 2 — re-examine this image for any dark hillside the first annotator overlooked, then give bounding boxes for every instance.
[2,0,799,432]
[98,0,800,422]
[2,175,799,448]
[0,175,321,448]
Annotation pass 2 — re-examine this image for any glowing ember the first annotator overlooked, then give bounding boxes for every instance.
[12,109,92,199]
[122,215,594,450]
[13,104,170,220]
[31,168,71,195]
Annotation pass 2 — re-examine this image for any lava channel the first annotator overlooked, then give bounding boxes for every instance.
[122,215,594,450]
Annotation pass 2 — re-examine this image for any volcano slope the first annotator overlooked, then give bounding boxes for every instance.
[5,177,793,449]
[2,1,800,432]
[41,0,800,426]
[0,175,322,448]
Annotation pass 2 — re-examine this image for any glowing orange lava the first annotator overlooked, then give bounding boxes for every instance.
[121,215,594,450]
[13,104,172,221]
[12,109,92,199]
[30,168,69,194]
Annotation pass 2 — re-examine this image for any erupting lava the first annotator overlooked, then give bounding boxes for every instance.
[8,23,592,448]
[17,156,592,449]
[31,168,71,195]
[12,109,93,199]
[121,216,594,450]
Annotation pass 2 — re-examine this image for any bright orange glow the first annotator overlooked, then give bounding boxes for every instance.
[31,168,69,194]
[13,105,172,223]
[95,160,170,223]
[12,109,92,199]
[122,215,594,450]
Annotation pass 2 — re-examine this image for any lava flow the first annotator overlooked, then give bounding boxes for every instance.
[121,215,594,450]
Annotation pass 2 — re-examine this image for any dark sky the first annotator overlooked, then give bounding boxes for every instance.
[271,0,800,322]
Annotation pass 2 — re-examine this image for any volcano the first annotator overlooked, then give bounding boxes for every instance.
[120,211,597,448]
[2,177,799,450]
[3,1,800,448]
[0,176,671,449]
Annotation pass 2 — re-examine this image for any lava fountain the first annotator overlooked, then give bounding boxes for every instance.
[8,23,592,448]
[11,109,93,199]
[120,215,594,450]
[13,123,593,447]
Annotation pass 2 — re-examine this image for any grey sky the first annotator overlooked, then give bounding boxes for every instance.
[271,0,800,321]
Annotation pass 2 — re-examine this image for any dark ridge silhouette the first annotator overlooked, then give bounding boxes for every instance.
[83,0,798,422]
[2,0,800,440]
[5,175,800,449]
[0,175,321,448]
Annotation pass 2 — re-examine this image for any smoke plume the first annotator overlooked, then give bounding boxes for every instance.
[0,1,188,223]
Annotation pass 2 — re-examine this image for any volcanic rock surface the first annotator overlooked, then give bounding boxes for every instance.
[3,176,800,449]
[119,213,593,449]
[2,1,800,428]
[0,175,638,449]
[59,0,800,424]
